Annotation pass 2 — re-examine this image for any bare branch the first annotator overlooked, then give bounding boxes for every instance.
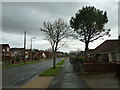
[40,18,70,52]
[57,41,67,50]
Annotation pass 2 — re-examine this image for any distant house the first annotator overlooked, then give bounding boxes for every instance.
[56,52,64,57]
[33,50,45,60]
[32,50,52,60]
[42,52,46,58]
[38,50,44,58]
[87,39,120,62]
[65,53,69,57]
[10,48,24,63]
[25,49,31,60]
[41,51,52,58]
[1,44,11,64]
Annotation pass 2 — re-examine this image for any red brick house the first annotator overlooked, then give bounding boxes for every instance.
[25,50,30,60]
[30,50,52,60]
[44,51,52,58]
[56,52,64,57]
[1,44,11,64]
[32,50,44,60]
[87,39,120,62]
[10,48,24,63]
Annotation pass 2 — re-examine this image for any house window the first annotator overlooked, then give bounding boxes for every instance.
[7,48,9,51]
[112,52,117,62]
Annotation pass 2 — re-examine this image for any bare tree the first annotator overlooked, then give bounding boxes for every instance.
[40,18,70,68]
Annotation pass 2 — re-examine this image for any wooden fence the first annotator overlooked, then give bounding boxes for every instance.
[83,63,120,73]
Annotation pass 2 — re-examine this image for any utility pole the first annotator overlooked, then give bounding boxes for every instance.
[24,31,26,63]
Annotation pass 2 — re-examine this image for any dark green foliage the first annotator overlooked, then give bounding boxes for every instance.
[75,57,84,64]
[70,6,110,51]
[70,57,84,65]
[69,56,84,72]
[16,56,20,61]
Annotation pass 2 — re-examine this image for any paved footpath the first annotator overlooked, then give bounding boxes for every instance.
[49,59,89,88]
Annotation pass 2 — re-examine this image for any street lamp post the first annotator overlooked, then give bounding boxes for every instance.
[30,37,36,61]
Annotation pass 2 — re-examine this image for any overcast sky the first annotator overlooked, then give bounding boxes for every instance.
[1,0,119,53]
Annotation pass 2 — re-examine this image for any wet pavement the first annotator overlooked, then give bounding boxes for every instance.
[81,73,120,88]
[49,59,89,88]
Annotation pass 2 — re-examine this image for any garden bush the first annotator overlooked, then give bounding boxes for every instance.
[72,56,84,64]
[69,56,85,72]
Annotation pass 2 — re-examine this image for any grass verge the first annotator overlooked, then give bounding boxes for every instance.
[41,66,61,76]
[56,59,65,65]
[2,60,41,68]
[2,58,65,69]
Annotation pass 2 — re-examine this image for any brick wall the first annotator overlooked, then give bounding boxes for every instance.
[83,63,118,73]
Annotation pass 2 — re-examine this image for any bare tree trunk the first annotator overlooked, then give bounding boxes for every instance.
[85,42,89,61]
[53,51,56,68]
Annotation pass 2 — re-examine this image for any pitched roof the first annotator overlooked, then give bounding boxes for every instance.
[10,48,24,51]
[0,44,10,48]
[87,39,120,54]
[86,49,95,54]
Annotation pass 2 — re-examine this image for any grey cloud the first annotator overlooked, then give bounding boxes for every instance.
[2,2,89,34]
[1,2,118,52]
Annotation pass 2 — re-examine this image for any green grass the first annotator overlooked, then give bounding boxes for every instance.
[2,60,41,68]
[2,57,65,69]
[41,66,61,76]
[56,59,65,65]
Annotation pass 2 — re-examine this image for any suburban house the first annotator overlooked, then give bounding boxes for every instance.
[1,44,11,65]
[33,50,46,59]
[56,52,64,57]
[30,50,52,60]
[10,48,24,63]
[25,49,31,60]
[32,49,42,60]
[25,49,40,61]
[87,39,120,62]
[44,51,52,58]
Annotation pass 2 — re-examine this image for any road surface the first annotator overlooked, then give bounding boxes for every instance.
[2,58,63,88]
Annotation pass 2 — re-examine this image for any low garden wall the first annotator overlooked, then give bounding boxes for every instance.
[83,63,118,73]
[69,56,120,76]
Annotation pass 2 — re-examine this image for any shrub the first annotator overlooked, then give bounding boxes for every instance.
[74,57,84,64]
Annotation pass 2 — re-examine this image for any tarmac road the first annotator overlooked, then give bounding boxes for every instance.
[2,58,63,88]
